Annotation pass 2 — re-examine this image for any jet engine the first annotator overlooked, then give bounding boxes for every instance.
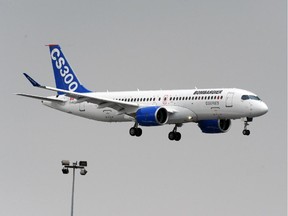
[198,119,231,133]
[136,106,168,126]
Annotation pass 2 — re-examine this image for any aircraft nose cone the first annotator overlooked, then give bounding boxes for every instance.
[258,102,268,116]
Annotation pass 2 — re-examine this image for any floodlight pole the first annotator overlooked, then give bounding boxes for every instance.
[71,163,76,216]
[61,160,88,216]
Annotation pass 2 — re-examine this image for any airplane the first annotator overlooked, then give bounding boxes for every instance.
[17,44,268,141]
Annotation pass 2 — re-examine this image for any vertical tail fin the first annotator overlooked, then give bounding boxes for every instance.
[47,44,91,95]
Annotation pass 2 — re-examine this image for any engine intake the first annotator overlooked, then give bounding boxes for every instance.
[136,106,168,126]
[198,119,231,133]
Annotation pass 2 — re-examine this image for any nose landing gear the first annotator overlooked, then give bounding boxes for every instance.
[242,118,253,136]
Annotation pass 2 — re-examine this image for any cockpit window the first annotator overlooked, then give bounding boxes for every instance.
[249,95,261,100]
[241,95,249,100]
[241,95,261,101]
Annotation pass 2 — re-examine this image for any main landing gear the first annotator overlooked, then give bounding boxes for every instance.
[129,123,142,137]
[168,124,182,141]
[129,123,183,141]
[242,117,253,136]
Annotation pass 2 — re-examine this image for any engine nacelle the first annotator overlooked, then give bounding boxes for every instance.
[136,106,168,126]
[198,119,231,133]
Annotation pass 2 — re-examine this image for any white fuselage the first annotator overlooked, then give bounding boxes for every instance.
[42,88,268,125]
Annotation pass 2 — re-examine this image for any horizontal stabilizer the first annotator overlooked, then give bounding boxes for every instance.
[16,93,65,103]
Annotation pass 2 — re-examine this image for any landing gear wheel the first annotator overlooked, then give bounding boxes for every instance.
[175,132,181,141]
[129,127,136,136]
[242,129,250,136]
[135,128,142,137]
[168,132,175,140]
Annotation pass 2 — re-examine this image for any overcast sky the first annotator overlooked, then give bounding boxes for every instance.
[1,0,286,216]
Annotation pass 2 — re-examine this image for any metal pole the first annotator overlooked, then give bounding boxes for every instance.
[71,165,76,216]
[62,160,87,216]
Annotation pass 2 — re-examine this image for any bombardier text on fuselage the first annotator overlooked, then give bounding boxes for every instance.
[17,45,268,141]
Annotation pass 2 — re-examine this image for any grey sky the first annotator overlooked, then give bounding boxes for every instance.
[1,0,286,216]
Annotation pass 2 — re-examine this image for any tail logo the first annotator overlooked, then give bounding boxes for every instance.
[51,48,78,91]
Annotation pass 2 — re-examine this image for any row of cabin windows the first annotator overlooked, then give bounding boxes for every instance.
[169,95,223,101]
[114,95,224,102]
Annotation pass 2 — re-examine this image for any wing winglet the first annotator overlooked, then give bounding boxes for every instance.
[23,73,42,87]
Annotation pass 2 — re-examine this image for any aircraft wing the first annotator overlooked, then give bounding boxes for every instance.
[22,73,139,113]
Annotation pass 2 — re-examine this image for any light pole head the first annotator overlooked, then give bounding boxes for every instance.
[62,160,70,166]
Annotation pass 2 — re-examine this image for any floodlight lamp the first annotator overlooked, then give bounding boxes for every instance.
[62,167,69,174]
[62,160,70,166]
[80,168,87,176]
[79,161,87,167]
